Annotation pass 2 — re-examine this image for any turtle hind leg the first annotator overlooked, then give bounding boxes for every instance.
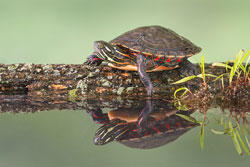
[179,59,201,76]
[136,54,153,96]
[84,54,103,66]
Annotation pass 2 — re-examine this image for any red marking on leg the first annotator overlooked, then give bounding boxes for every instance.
[145,53,148,57]
[166,57,172,62]
[138,117,143,127]
[93,113,101,119]
[166,124,171,130]
[93,58,100,61]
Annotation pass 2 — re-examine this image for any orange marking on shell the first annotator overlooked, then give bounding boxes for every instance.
[176,122,181,128]
[153,127,161,134]
[149,65,178,72]
[177,56,184,62]
[108,64,178,72]
[166,124,171,130]
[108,63,137,71]
[108,110,139,123]
[166,56,172,62]
[154,56,160,62]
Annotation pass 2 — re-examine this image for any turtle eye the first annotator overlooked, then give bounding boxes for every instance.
[98,43,104,49]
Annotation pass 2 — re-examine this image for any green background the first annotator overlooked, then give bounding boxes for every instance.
[0,0,250,167]
[1,0,250,64]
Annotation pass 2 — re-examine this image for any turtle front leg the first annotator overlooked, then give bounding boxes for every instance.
[84,53,103,66]
[86,108,109,124]
[179,59,201,76]
[136,55,153,96]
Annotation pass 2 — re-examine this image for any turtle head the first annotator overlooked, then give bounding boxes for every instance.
[94,41,116,61]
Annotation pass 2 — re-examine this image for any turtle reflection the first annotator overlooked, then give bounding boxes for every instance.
[88,100,199,149]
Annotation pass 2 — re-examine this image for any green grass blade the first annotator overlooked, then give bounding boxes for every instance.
[204,74,218,78]
[239,63,246,73]
[212,62,232,69]
[214,117,223,125]
[175,114,201,124]
[230,50,244,84]
[174,101,188,111]
[236,130,250,155]
[211,129,225,135]
[194,57,202,67]
[174,87,188,99]
[229,121,243,155]
[243,127,250,149]
[225,121,228,130]
[244,51,250,73]
[213,73,227,81]
[201,55,205,82]
[240,50,250,66]
[196,73,217,78]
[200,120,205,150]
[172,75,197,84]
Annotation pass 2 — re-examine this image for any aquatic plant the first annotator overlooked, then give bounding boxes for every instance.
[176,113,206,149]
[212,112,250,155]
[213,50,250,89]
[173,55,217,93]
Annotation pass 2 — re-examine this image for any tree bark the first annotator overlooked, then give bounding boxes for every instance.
[0,63,249,113]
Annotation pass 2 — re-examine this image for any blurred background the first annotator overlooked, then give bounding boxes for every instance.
[0,0,250,64]
[0,0,250,167]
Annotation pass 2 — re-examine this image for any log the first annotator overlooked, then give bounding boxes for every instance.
[0,63,249,113]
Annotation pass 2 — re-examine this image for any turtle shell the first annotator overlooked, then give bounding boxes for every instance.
[110,26,201,57]
[117,112,199,149]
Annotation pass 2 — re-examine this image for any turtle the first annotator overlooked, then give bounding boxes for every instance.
[84,25,201,96]
[92,100,199,148]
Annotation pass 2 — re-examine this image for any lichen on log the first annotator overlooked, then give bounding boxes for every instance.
[0,63,249,108]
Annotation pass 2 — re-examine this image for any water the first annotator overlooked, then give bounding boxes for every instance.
[0,96,249,167]
[0,0,250,166]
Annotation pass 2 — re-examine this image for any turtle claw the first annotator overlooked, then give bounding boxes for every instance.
[84,54,103,66]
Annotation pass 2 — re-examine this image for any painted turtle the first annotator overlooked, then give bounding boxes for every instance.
[85,26,201,96]
[92,100,199,148]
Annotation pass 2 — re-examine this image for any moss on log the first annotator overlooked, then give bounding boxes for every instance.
[0,63,249,113]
